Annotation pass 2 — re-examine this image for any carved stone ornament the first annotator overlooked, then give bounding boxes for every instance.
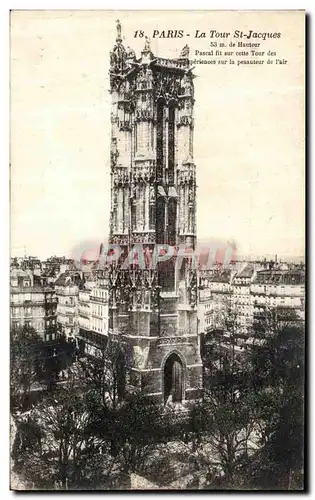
[143,36,151,53]
[154,72,182,103]
[177,115,194,128]
[186,270,197,307]
[126,45,136,60]
[158,337,184,346]
[182,73,194,96]
[135,108,154,122]
[112,191,118,209]
[188,185,194,206]
[177,166,196,185]
[113,167,129,186]
[110,139,119,168]
[116,19,122,41]
[155,57,189,70]
[111,234,129,245]
[132,163,155,183]
[118,120,132,132]
[136,67,154,91]
[149,185,155,205]
[110,43,127,73]
[179,44,190,59]
[132,232,156,244]
[110,20,127,74]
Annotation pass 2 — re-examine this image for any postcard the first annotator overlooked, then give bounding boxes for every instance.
[10,10,305,491]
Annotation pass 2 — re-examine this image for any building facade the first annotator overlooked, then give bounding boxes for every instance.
[77,275,109,358]
[107,22,202,403]
[251,267,305,324]
[10,269,58,341]
[55,272,82,340]
[232,264,256,337]
[199,269,233,334]
[199,262,305,351]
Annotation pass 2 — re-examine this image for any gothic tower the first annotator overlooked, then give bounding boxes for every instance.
[108,21,202,403]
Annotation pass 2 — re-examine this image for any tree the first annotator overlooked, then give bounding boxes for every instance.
[190,296,263,488]
[10,325,76,411]
[249,317,305,490]
[10,325,44,412]
[77,342,168,476]
[202,293,250,386]
[113,392,165,475]
[77,340,184,478]
[251,308,304,388]
[11,374,115,490]
[198,304,305,490]
[185,377,261,488]
[78,340,130,412]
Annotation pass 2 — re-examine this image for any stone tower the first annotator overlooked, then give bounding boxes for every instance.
[108,21,202,403]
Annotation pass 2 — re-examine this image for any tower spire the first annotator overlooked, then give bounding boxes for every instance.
[116,19,122,43]
[110,20,127,75]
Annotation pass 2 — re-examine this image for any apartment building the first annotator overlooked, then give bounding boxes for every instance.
[231,263,256,337]
[77,274,109,358]
[251,267,305,323]
[10,269,58,341]
[55,272,82,340]
[198,262,305,353]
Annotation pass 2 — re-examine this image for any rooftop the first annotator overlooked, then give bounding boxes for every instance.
[209,270,232,284]
[236,263,256,279]
[253,269,305,285]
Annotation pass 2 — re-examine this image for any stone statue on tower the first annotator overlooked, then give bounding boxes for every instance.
[116,19,122,41]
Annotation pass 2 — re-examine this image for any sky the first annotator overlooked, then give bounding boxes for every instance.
[10,10,305,261]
